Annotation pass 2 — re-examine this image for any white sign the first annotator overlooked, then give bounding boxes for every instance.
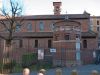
[50,48,56,52]
[38,49,44,60]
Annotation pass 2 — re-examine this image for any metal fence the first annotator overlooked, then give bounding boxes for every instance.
[0,48,100,74]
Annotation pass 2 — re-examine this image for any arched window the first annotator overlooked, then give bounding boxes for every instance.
[39,21,44,31]
[27,23,32,32]
[15,24,21,32]
[83,40,87,48]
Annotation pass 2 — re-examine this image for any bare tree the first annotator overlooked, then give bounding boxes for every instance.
[0,0,23,45]
[0,0,23,73]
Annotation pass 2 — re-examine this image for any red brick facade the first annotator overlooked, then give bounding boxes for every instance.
[0,2,98,66]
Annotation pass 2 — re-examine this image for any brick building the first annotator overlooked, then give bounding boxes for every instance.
[0,2,99,66]
[90,16,100,48]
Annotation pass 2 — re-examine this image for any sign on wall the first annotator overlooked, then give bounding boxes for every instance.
[50,48,56,53]
[38,49,44,60]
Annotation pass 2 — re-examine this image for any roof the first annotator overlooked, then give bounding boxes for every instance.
[0,13,90,21]
[82,31,97,38]
[91,16,100,18]
[22,14,90,20]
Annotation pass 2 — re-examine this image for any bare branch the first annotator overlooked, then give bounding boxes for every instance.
[0,20,10,31]
[0,0,23,41]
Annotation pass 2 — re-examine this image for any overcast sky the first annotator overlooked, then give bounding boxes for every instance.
[23,0,100,16]
[2,0,100,16]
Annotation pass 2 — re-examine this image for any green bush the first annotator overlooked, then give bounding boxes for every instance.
[22,53,37,68]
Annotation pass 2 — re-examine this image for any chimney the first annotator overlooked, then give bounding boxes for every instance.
[53,2,62,15]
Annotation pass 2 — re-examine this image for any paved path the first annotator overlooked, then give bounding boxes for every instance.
[12,64,100,75]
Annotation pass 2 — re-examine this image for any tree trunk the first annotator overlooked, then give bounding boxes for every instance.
[1,40,12,74]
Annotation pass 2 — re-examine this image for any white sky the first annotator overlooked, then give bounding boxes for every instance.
[0,0,2,8]
[23,0,100,16]
[2,0,100,16]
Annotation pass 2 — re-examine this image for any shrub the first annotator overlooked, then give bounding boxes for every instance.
[22,53,37,68]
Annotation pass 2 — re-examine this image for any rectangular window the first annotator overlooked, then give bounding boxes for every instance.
[97,20,99,25]
[50,22,54,31]
[65,35,70,40]
[15,24,21,32]
[98,42,100,48]
[39,22,44,31]
[27,23,32,32]
[83,40,87,48]
[48,40,52,48]
[19,39,23,48]
[97,27,99,31]
[35,40,38,48]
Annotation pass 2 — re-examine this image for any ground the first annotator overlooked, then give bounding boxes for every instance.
[12,64,100,75]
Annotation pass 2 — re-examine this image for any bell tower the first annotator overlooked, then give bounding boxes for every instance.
[53,2,62,15]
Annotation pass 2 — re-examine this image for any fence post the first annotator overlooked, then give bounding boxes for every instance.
[56,68,62,75]
[91,70,98,75]
[71,70,78,75]
[23,68,30,75]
